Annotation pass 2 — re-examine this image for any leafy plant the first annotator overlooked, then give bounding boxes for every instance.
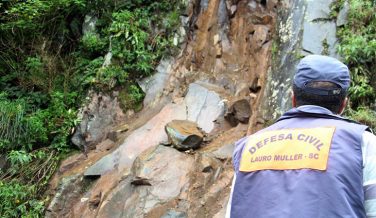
[331,0,376,131]
[331,0,376,108]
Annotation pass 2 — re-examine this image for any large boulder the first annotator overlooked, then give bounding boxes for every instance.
[165,120,203,151]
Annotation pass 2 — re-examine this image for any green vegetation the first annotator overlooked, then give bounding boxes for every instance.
[0,0,184,216]
[330,0,376,132]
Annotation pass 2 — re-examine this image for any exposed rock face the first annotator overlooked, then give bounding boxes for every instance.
[261,0,341,124]
[71,91,125,151]
[46,173,92,218]
[165,120,203,151]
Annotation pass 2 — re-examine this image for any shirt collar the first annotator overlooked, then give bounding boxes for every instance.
[296,105,335,115]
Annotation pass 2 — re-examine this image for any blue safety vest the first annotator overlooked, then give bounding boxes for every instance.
[231,107,368,218]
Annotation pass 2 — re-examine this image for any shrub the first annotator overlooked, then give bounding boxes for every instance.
[331,0,376,108]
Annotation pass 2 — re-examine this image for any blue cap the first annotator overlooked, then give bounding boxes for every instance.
[294,55,350,95]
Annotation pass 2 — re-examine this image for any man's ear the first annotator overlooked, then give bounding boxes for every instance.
[292,91,297,108]
[337,97,347,115]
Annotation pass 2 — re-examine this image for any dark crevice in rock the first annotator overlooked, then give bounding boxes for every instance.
[311,18,333,23]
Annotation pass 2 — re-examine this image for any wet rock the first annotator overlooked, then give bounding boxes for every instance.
[225,99,252,126]
[336,1,350,26]
[46,173,92,218]
[165,120,203,151]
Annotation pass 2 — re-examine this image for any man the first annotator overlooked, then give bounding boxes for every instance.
[226,55,376,218]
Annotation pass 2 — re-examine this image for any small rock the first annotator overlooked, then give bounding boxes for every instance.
[224,99,252,126]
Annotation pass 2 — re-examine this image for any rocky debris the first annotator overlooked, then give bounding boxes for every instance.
[138,72,171,107]
[84,83,223,176]
[71,91,124,151]
[225,99,252,126]
[165,120,203,151]
[336,1,350,26]
[197,170,234,216]
[46,173,92,218]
